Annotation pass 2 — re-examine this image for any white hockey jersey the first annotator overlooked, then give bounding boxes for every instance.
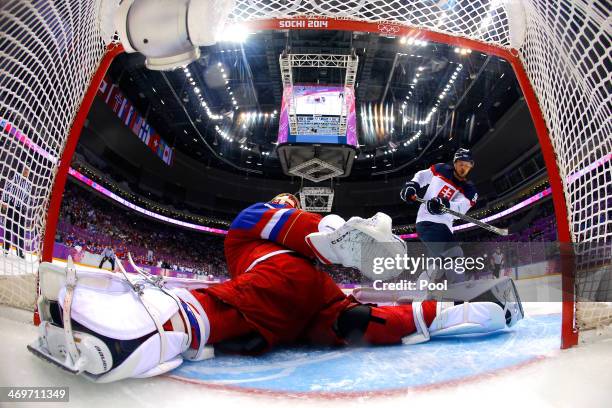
[411,163,478,230]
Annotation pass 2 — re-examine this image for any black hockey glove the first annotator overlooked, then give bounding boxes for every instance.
[426,197,450,215]
[400,181,420,202]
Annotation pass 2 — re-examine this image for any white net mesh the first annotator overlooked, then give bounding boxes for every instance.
[515,0,611,332]
[0,0,610,336]
[0,0,113,310]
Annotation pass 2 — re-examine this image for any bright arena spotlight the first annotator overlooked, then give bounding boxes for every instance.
[0,0,611,405]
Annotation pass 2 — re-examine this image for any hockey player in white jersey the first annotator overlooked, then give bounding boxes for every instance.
[400,148,478,284]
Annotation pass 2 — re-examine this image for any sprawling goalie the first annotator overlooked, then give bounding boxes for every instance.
[29,193,523,382]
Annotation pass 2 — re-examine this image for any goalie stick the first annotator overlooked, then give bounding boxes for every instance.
[413,196,509,236]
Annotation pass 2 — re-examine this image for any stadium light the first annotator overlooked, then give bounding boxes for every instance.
[221,24,250,43]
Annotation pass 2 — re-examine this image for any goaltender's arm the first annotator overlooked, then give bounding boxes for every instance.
[228,202,322,256]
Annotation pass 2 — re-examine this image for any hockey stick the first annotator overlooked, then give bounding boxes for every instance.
[127,252,214,290]
[413,196,509,236]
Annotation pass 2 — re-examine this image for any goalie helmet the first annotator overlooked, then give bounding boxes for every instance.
[270,193,301,209]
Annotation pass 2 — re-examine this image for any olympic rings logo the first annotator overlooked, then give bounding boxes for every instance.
[377,24,401,34]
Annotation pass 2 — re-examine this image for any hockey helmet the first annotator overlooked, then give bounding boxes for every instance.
[453,148,474,165]
[270,193,301,209]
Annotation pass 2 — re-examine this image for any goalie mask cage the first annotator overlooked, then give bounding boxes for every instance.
[0,0,610,349]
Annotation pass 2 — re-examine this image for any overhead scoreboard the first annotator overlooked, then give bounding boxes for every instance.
[277,85,358,147]
[276,84,358,183]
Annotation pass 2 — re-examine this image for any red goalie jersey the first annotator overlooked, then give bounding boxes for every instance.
[223,202,323,277]
[200,202,356,349]
[198,202,436,351]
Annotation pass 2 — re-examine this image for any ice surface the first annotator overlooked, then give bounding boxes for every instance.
[1,264,611,407]
[2,302,612,407]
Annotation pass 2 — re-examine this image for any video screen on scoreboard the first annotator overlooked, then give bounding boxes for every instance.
[294,86,344,115]
[277,85,357,146]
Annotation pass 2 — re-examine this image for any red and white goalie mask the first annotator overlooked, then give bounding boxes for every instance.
[270,193,301,209]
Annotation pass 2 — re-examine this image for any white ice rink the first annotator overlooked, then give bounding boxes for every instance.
[1,261,611,408]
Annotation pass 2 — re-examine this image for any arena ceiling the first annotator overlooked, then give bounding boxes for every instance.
[106,29,523,181]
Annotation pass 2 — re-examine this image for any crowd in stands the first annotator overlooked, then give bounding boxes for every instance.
[57,181,570,284]
[57,182,228,277]
[72,151,230,229]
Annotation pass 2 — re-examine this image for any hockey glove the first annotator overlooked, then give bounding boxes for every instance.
[400,181,420,202]
[426,197,450,215]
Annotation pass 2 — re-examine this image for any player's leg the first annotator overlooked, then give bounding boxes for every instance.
[15,207,24,258]
[416,221,454,257]
[307,269,521,346]
[416,221,465,284]
[300,268,435,345]
[189,289,264,353]
[3,207,12,254]
[335,302,439,345]
[206,253,346,348]
[309,298,512,347]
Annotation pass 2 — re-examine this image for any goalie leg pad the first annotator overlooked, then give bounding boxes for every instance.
[402,302,506,344]
[429,302,506,338]
[30,260,213,383]
[465,277,524,327]
[429,277,524,327]
[335,303,437,345]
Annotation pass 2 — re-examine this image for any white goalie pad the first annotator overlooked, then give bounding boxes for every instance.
[402,302,507,345]
[429,302,506,338]
[352,277,524,328]
[306,212,407,280]
[429,277,524,327]
[57,283,181,340]
[29,260,213,383]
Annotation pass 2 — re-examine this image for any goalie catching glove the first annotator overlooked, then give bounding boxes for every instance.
[306,212,407,280]
[28,259,213,383]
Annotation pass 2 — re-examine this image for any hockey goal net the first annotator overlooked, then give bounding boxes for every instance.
[0,0,610,348]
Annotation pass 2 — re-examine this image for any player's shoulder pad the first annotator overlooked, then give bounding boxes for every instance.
[462,181,478,202]
[431,163,454,178]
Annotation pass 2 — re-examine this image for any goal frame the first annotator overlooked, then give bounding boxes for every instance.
[38,18,579,348]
